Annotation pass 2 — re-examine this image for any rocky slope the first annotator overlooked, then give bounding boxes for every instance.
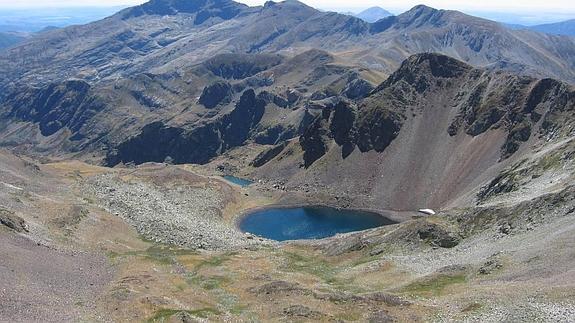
[251,53,575,211]
[0,46,370,164]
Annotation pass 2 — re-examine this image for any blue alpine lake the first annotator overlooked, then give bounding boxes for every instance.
[222,175,253,187]
[239,206,397,241]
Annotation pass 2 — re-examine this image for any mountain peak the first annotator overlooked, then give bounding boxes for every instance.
[398,53,472,78]
[264,0,315,11]
[356,6,393,23]
[407,4,438,13]
[391,4,449,28]
[375,53,472,92]
[122,0,248,22]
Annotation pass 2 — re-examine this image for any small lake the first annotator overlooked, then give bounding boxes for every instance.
[239,206,397,241]
[222,175,253,187]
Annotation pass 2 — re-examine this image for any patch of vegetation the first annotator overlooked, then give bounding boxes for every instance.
[282,251,339,284]
[108,244,199,265]
[399,273,467,297]
[147,308,220,322]
[536,151,564,171]
[280,250,366,293]
[462,302,483,312]
[350,254,379,267]
[110,287,130,301]
[193,251,237,270]
[334,310,362,321]
[186,273,230,290]
[217,293,249,316]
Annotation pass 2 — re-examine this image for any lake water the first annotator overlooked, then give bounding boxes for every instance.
[239,206,397,241]
[222,175,253,187]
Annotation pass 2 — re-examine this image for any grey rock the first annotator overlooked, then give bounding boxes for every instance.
[0,209,27,233]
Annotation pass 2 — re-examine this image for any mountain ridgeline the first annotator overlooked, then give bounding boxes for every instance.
[1,0,575,88]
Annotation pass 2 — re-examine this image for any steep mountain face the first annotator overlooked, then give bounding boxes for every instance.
[253,53,575,210]
[355,7,393,23]
[106,89,266,165]
[0,45,366,163]
[1,80,105,137]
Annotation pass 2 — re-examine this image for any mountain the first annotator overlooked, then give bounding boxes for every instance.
[0,0,574,164]
[0,32,27,50]
[1,2,575,89]
[355,6,393,23]
[529,19,575,36]
[2,1,575,322]
[252,53,575,210]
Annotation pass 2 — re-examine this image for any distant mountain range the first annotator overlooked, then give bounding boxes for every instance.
[0,32,28,50]
[2,1,574,86]
[354,7,393,23]
[0,6,129,32]
[515,19,575,36]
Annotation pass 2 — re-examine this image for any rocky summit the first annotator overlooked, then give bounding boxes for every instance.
[1,0,575,322]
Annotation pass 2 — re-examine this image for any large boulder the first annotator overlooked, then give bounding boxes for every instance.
[0,209,27,233]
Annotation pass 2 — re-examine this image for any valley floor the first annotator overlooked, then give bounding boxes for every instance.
[1,151,574,322]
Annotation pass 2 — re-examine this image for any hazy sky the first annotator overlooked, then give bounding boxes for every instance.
[1,0,573,18]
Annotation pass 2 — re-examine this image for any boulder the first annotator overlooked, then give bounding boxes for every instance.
[0,209,27,233]
[417,224,460,248]
[283,305,322,319]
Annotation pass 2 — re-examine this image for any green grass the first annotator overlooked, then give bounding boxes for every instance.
[537,152,563,171]
[462,302,483,312]
[179,252,239,294]
[282,251,338,284]
[147,308,220,322]
[193,252,237,270]
[107,244,199,265]
[350,254,379,267]
[399,273,467,297]
[334,310,362,321]
[186,273,230,290]
[280,250,367,293]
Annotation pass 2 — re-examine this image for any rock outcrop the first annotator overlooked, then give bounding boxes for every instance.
[199,81,233,109]
[3,80,105,137]
[250,142,288,167]
[106,89,266,165]
[0,209,27,233]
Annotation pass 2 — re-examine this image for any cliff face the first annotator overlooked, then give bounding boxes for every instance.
[2,80,105,137]
[255,53,575,210]
[106,89,266,166]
